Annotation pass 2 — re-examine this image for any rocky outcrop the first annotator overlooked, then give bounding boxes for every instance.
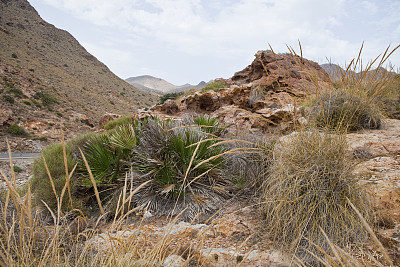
[98,113,121,129]
[151,50,331,134]
[231,50,330,96]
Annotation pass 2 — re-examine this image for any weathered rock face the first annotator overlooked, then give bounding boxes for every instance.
[150,50,331,135]
[231,50,330,96]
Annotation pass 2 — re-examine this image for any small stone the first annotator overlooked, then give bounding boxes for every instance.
[162,254,185,267]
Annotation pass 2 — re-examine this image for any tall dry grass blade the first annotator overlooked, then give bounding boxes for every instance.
[59,163,77,214]
[24,183,34,229]
[117,180,151,223]
[5,139,17,188]
[298,39,304,64]
[381,44,400,64]
[122,172,128,215]
[1,170,26,211]
[182,138,201,189]
[41,200,57,224]
[354,42,364,72]
[112,191,123,224]
[41,152,59,201]
[61,133,73,208]
[3,190,10,229]
[79,148,105,215]
[319,227,345,266]
[191,147,258,172]
[347,198,393,266]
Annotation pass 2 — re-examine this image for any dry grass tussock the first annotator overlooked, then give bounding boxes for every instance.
[310,43,400,132]
[260,130,371,264]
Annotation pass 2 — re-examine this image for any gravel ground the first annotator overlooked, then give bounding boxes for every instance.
[0,157,36,190]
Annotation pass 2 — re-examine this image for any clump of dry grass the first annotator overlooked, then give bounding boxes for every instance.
[313,88,382,131]
[310,43,400,132]
[260,130,371,264]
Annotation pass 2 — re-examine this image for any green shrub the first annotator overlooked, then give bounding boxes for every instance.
[56,111,63,117]
[79,134,123,186]
[103,115,132,130]
[159,92,183,104]
[2,94,14,104]
[201,79,227,92]
[31,143,78,212]
[33,92,58,107]
[6,125,28,136]
[13,165,23,173]
[11,53,17,58]
[130,118,229,220]
[9,88,25,98]
[23,100,31,105]
[78,125,136,184]
[191,114,224,135]
[260,130,370,264]
[312,89,382,131]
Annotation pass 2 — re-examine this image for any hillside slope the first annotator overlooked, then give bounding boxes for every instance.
[0,0,157,141]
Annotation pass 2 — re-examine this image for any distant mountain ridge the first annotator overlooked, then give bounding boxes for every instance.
[320,63,396,80]
[126,75,206,94]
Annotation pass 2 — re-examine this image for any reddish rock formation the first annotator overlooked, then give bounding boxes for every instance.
[150,50,332,134]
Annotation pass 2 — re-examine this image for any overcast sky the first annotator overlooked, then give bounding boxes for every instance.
[29,0,400,85]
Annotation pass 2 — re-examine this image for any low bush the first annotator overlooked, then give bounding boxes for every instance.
[260,130,371,264]
[103,115,132,130]
[159,92,183,104]
[191,114,224,135]
[9,88,25,98]
[1,94,14,104]
[201,79,227,92]
[13,165,22,173]
[6,125,28,136]
[31,143,78,212]
[33,91,58,107]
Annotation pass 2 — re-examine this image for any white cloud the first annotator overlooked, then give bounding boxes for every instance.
[32,0,400,83]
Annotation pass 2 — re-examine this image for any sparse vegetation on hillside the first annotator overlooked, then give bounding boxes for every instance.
[0,0,158,139]
[1,94,14,104]
[6,125,28,136]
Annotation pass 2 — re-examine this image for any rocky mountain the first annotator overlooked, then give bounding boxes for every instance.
[320,63,344,80]
[126,75,206,94]
[0,0,158,143]
[321,63,396,81]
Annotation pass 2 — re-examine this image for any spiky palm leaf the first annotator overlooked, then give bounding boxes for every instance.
[130,118,229,220]
[79,134,122,185]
